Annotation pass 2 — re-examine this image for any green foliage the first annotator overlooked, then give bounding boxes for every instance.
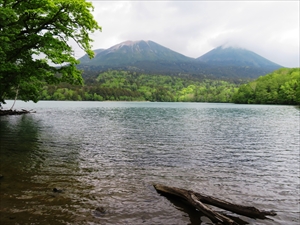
[0,0,101,103]
[233,68,300,105]
[39,70,240,102]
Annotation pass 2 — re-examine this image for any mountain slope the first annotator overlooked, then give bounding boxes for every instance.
[79,40,194,66]
[197,46,281,70]
[79,48,106,64]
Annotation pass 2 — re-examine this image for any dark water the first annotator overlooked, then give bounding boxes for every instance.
[0,101,299,225]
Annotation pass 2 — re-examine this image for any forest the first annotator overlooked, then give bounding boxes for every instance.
[38,68,299,105]
[39,70,241,103]
[232,67,299,105]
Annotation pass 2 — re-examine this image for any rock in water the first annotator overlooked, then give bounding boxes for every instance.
[53,188,63,193]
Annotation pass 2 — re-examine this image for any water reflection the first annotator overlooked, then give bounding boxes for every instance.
[0,114,86,225]
[0,115,41,174]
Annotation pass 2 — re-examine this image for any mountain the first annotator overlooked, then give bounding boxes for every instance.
[79,48,106,64]
[79,40,194,66]
[78,40,283,79]
[197,46,281,70]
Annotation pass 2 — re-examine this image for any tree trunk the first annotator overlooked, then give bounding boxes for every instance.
[10,85,19,110]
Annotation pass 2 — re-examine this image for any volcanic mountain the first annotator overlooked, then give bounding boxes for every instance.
[197,45,281,70]
[79,40,193,66]
[78,40,282,79]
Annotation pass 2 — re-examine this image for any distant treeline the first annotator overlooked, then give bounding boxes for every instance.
[40,70,240,103]
[38,68,299,105]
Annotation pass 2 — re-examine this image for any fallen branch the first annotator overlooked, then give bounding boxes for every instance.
[0,109,36,116]
[154,184,276,225]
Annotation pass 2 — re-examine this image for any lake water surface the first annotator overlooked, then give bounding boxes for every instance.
[0,101,299,225]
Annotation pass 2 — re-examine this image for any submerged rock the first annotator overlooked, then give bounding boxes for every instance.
[95,207,106,213]
[53,188,63,193]
[93,206,106,217]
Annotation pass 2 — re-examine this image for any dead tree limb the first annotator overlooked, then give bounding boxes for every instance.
[0,109,36,116]
[153,184,276,224]
[193,192,276,219]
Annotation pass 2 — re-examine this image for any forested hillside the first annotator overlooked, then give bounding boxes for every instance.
[40,70,241,103]
[39,68,299,105]
[232,68,300,105]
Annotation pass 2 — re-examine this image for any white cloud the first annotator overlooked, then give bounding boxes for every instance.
[75,0,299,67]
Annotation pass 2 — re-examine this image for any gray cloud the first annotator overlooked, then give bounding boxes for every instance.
[75,1,299,68]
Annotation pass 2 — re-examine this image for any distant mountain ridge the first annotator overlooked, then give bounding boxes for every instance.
[197,46,281,70]
[78,40,282,79]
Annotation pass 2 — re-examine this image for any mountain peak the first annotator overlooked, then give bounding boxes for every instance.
[78,40,282,79]
[197,46,281,69]
[108,40,151,52]
[111,40,150,47]
[218,43,245,50]
[80,40,193,67]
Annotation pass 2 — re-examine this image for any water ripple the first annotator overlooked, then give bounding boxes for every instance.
[0,102,299,225]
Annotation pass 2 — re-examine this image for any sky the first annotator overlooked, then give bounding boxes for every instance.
[74,0,299,68]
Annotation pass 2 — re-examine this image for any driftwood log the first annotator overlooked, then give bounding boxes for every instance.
[154,184,276,225]
[0,109,36,116]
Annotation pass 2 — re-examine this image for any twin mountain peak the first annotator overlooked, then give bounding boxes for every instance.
[78,40,282,79]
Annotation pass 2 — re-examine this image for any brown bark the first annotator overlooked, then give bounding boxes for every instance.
[153,184,276,225]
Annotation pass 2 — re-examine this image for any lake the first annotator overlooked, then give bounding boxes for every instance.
[0,101,299,225]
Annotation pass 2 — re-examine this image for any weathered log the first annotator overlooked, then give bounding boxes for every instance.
[0,109,36,116]
[193,191,276,219]
[154,184,276,224]
[154,184,238,225]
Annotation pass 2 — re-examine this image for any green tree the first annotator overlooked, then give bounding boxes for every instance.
[0,0,101,103]
[279,80,298,104]
[233,68,300,105]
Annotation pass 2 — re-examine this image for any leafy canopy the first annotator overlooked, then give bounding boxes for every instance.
[232,68,300,105]
[38,70,240,103]
[0,0,101,103]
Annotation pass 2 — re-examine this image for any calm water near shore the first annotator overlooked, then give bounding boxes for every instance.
[0,101,299,225]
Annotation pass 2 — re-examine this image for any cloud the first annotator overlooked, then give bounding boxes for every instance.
[75,0,299,68]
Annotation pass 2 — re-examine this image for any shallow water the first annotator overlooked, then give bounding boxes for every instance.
[0,101,299,225]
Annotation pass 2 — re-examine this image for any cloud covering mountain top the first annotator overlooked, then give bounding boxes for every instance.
[73,1,299,68]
